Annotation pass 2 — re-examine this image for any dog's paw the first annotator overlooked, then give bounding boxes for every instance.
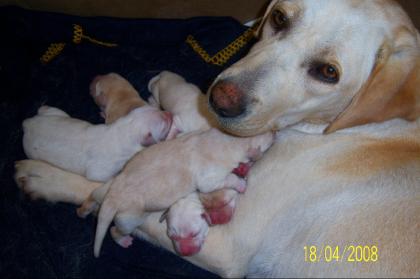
[76,198,98,218]
[247,147,263,161]
[222,173,247,193]
[232,162,253,178]
[110,226,133,248]
[14,160,54,201]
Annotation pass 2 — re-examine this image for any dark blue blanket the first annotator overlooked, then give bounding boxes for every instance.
[0,6,256,278]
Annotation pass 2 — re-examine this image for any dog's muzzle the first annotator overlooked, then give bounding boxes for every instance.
[209,80,246,118]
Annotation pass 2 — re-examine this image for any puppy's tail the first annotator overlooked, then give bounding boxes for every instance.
[94,197,118,258]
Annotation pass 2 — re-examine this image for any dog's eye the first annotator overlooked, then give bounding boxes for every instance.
[270,9,289,32]
[309,63,340,84]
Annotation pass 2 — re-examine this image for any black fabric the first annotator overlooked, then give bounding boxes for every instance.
[0,6,256,278]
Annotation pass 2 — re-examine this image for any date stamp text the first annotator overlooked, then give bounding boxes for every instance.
[304,245,378,263]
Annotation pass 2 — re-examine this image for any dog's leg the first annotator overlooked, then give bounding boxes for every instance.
[220,173,247,193]
[110,226,134,248]
[77,197,99,218]
[77,180,112,218]
[110,212,147,248]
[14,160,101,205]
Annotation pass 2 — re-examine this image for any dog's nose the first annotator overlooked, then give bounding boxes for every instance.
[209,81,245,118]
[162,111,173,123]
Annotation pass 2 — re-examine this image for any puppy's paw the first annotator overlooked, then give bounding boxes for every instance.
[76,198,98,218]
[232,162,253,178]
[14,160,54,201]
[14,159,92,205]
[248,132,275,161]
[110,226,133,248]
[247,147,263,161]
[222,173,247,193]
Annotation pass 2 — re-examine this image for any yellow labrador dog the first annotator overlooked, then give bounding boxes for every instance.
[15,0,419,277]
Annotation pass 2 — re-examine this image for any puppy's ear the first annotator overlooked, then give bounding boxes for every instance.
[159,208,170,223]
[254,0,279,37]
[325,28,420,134]
[201,212,212,225]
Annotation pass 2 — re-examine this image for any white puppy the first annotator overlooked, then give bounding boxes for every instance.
[89,73,147,124]
[148,71,216,138]
[159,193,209,256]
[23,105,172,182]
[158,189,239,256]
[78,128,274,257]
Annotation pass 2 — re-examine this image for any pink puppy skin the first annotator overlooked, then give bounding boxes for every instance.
[171,234,203,256]
[199,189,238,226]
[232,162,254,178]
[160,194,209,257]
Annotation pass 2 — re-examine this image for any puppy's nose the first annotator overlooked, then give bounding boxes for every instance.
[162,111,173,123]
[209,81,245,118]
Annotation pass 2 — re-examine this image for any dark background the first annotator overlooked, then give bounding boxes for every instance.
[0,7,255,278]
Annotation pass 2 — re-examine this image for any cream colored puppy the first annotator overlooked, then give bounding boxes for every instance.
[90,73,147,124]
[159,193,210,256]
[148,71,216,138]
[14,159,101,205]
[14,159,239,257]
[13,0,420,277]
[158,189,239,256]
[79,128,273,257]
[23,105,172,182]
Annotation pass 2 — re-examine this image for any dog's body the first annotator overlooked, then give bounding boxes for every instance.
[14,118,420,277]
[90,73,147,124]
[161,193,210,257]
[135,118,420,278]
[80,128,273,257]
[14,0,420,277]
[23,105,172,181]
[148,71,216,137]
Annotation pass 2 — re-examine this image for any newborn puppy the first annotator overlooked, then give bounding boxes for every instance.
[199,189,239,226]
[148,71,216,138]
[80,128,274,257]
[23,105,172,182]
[90,73,147,124]
[159,193,209,256]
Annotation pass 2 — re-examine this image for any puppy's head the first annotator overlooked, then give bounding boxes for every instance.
[129,106,174,146]
[208,0,420,136]
[160,195,209,257]
[199,189,238,225]
[90,73,140,108]
[147,71,186,106]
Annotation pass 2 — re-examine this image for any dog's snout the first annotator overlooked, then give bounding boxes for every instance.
[162,111,173,123]
[209,81,245,118]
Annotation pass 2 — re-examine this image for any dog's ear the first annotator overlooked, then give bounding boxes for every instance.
[254,0,279,37]
[159,208,170,223]
[325,28,420,134]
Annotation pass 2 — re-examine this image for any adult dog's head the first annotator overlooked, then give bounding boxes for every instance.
[208,0,420,136]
